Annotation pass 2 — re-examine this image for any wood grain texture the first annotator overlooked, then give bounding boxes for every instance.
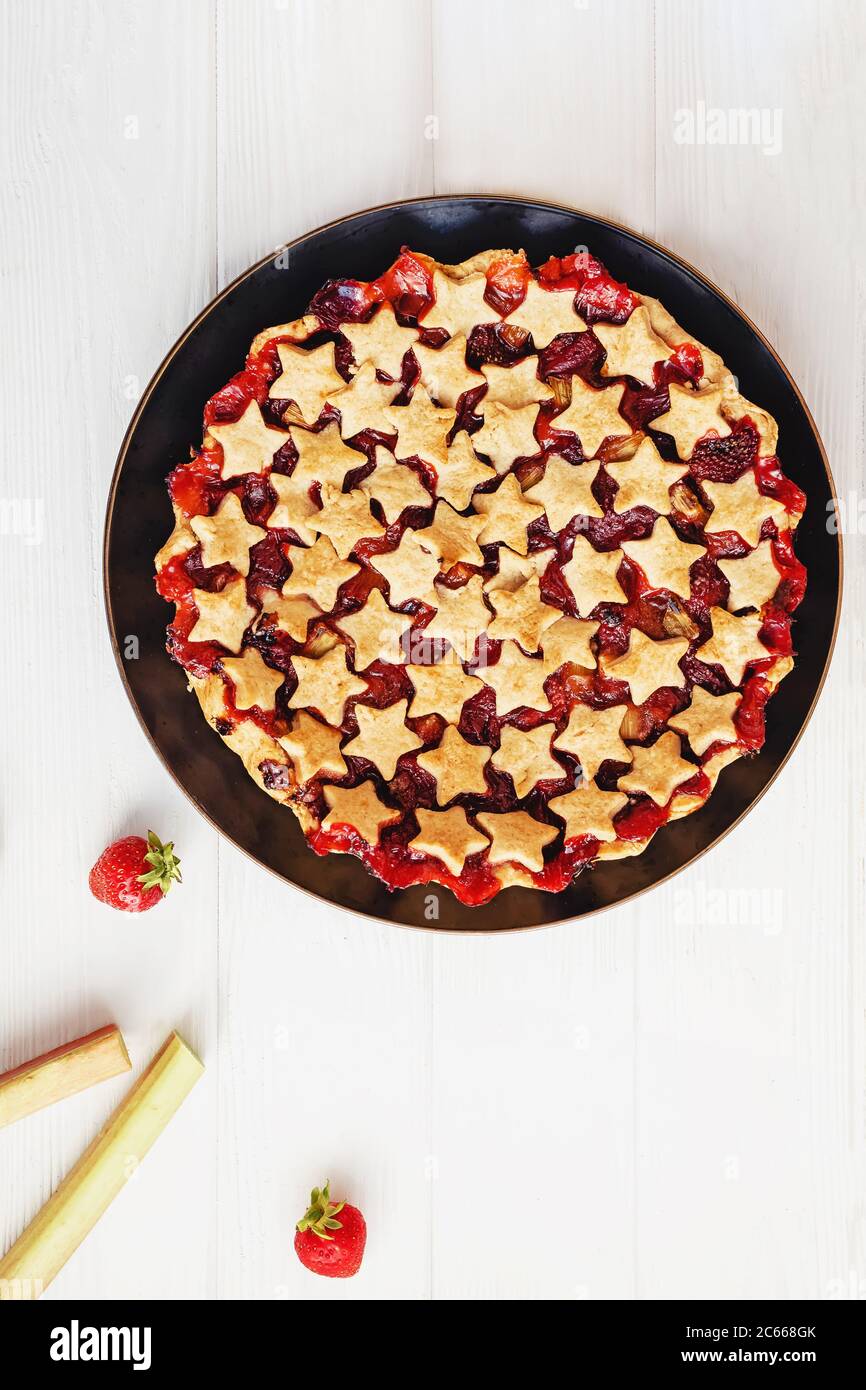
[646,0,864,1300]
[0,0,219,1301]
[431,0,656,236]
[213,0,436,1302]
[427,0,655,1300]
[216,0,436,284]
[0,0,863,1301]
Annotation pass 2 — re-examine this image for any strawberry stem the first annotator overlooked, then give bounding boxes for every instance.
[137,831,182,896]
[296,1180,345,1241]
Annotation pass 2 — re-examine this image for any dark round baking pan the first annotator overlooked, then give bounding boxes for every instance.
[104,196,841,932]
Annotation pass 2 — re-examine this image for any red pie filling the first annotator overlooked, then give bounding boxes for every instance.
[158,249,807,905]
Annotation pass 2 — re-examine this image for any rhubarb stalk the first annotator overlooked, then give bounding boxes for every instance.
[0,1031,204,1299]
[0,1024,131,1129]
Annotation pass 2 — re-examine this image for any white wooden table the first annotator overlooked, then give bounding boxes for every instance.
[1,0,863,1302]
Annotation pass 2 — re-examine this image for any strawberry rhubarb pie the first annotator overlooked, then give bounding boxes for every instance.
[155,247,806,905]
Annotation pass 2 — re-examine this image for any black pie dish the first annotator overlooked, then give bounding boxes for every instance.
[104,196,841,932]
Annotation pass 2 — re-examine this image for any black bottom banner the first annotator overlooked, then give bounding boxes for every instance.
[4,1298,862,1372]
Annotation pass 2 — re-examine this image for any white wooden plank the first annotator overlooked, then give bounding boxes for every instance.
[429,923,637,1300]
[431,0,656,236]
[0,0,219,1300]
[640,0,865,1299]
[216,0,437,284]
[426,0,655,1301]
[214,0,436,1300]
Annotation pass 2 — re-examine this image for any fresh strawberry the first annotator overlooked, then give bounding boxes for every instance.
[89,831,182,912]
[294,1180,366,1279]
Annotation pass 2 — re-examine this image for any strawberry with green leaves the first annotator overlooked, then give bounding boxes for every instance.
[294,1180,367,1279]
[89,831,182,912]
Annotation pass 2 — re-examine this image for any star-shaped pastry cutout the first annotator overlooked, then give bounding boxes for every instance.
[484,546,551,594]
[553,702,631,779]
[289,644,367,726]
[524,456,604,531]
[413,334,484,407]
[342,302,419,379]
[322,781,401,845]
[278,709,348,784]
[209,400,289,480]
[221,648,285,712]
[668,688,742,756]
[702,472,788,549]
[313,485,385,559]
[189,577,256,653]
[290,422,366,490]
[619,730,696,806]
[718,542,780,612]
[550,378,629,458]
[189,492,265,577]
[487,575,561,652]
[330,361,400,439]
[432,430,496,509]
[422,269,496,339]
[480,356,555,408]
[258,591,319,643]
[491,723,564,797]
[368,529,441,606]
[414,501,486,569]
[407,659,485,723]
[342,699,423,780]
[474,473,545,556]
[562,536,627,615]
[504,279,587,347]
[621,517,705,596]
[472,401,541,474]
[282,536,360,611]
[359,446,431,522]
[155,517,197,572]
[334,588,409,670]
[548,784,628,843]
[416,725,491,805]
[651,383,731,459]
[696,608,768,685]
[479,640,551,714]
[540,616,597,673]
[601,630,688,705]
[605,436,689,515]
[385,384,456,468]
[409,807,491,877]
[476,810,559,873]
[594,305,671,385]
[267,471,318,543]
[268,342,346,424]
[422,575,491,661]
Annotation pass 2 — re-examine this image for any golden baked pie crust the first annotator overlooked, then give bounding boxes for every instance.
[155,246,805,904]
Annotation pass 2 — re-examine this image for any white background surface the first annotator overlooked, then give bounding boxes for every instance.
[1,0,863,1302]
